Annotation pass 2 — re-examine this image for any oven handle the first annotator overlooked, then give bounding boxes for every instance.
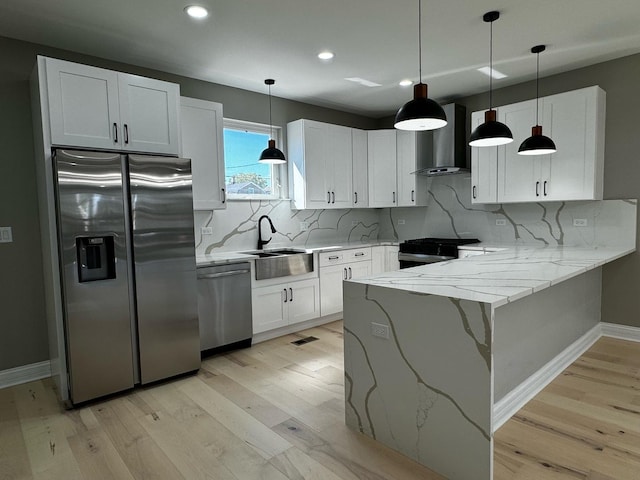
[397,252,456,264]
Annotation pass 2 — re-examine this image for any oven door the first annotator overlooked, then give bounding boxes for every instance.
[397,252,456,269]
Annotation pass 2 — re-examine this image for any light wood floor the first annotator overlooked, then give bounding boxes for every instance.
[494,336,640,480]
[1,323,639,480]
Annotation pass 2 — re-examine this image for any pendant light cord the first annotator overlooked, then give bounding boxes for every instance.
[268,83,273,140]
[489,17,493,110]
[418,0,422,83]
[535,51,540,125]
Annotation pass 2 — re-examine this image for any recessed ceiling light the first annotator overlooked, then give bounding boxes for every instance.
[477,66,507,79]
[184,5,208,19]
[399,79,413,87]
[318,51,335,60]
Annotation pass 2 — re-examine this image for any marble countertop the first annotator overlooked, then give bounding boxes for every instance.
[348,244,635,308]
[196,240,398,267]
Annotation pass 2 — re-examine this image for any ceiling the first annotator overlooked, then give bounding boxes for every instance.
[2,0,640,118]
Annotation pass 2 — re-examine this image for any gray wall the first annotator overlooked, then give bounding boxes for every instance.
[0,35,377,372]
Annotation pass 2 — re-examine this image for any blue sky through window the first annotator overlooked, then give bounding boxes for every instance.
[224,129,271,193]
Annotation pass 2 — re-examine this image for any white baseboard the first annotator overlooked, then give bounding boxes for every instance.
[0,360,51,389]
[493,323,602,432]
[600,322,640,342]
[493,321,640,432]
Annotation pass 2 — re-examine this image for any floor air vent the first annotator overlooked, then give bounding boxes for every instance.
[291,336,319,346]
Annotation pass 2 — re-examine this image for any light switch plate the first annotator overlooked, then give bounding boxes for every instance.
[0,226,13,243]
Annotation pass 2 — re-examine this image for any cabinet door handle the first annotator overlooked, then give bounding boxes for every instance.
[535,181,540,197]
[348,267,352,279]
[392,191,396,204]
[124,124,129,144]
[411,190,415,202]
[289,287,293,302]
[283,288,288,303]
[327,191,331,204]
[113,123,118,143]
[332,191,335,204]
[543,181,548,196]
[472,185,477,199]
[221,188,226,203]
[343,268,347,280]
[354,192,358,204]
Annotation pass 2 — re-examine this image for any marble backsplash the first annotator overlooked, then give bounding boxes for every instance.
[378,175,637,249]
[194,176,636,256]
[194,200,381,256]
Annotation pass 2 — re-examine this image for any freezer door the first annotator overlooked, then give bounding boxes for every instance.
[54,149,134,404]
[128,155,200,383]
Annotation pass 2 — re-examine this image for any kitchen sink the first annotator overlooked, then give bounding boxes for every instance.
[241,248,314,280]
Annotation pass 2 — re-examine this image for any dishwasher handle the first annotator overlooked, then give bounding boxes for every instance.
[197,269,250,279]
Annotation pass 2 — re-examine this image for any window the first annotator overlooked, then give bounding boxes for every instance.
[223,118,283,200]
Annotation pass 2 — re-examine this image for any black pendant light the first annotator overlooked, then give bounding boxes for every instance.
[394,0,447,131]
[469,11,513,147]
[518,45,557,155]
[259,79,286,164]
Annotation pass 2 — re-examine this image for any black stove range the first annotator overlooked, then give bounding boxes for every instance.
[398,237,480,269]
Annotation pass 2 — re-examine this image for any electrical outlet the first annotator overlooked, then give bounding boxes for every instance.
[573,218,588,227]
[300,221,309,231]
[398,219,406,225]
[371,322,390,339]
[495,218,507,226]
[200,226,213,235]
[0,227,13,243]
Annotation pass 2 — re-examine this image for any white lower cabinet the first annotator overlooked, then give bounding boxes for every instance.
[252,278,320,334]
[371,245,400,274]
[319,248,372,316]
[385,245,400,271]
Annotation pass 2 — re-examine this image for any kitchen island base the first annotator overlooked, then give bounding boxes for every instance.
[344,264,608,480]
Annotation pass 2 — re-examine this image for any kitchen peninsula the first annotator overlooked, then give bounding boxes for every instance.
[343,243,635,480]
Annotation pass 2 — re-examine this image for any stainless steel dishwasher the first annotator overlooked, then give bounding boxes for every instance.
[197,262,252,354]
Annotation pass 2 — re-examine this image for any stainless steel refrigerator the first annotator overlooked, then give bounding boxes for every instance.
[53,149,200,405]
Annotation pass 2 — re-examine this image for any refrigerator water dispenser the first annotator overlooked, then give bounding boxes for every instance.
[76,236,116,282]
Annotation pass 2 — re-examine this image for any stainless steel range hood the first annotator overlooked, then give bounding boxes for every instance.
[414,103,468,176]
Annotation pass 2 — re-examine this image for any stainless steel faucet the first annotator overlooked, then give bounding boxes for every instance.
[257,215,277,250]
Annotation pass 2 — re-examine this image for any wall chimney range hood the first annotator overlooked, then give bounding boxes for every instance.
[413,103,468,176]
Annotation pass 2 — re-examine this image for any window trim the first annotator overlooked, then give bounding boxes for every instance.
[223,118,284,201]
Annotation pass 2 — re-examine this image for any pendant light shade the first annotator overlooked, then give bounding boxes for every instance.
[394,0,447,131]
[469,11,513,147]
[259,79,286,164]
[518,45,557,156]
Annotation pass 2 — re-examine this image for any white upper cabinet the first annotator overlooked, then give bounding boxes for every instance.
[352,128,369,207]
[117,74,180,154]
[43,57,180,155]
[397,130,428,206]
[472,86,605,204]
[367,130,398,207]
[470,111,499,204]
[180,97,226,210]
[496,99,539,203]
[288,119,353,209]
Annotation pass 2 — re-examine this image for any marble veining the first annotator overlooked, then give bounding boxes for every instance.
[352,245,635,307]
[194,200,380,256]
[380,175,636,249]
[344,282,493,479]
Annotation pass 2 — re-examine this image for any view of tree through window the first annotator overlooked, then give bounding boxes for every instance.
[223,127,276,198]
